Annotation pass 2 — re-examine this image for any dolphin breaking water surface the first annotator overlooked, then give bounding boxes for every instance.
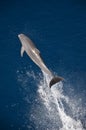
[18,34,64,87]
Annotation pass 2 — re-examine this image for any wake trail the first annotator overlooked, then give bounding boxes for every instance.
[17,69,85,130]
[38,72,84,130]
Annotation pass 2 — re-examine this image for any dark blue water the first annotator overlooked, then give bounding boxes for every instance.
[0,0,86,129]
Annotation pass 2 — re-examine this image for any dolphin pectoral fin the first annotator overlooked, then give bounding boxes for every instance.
[49,76,64,88]
[21,46,25,57]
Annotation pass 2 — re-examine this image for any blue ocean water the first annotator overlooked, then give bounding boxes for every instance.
[0,0,86,129]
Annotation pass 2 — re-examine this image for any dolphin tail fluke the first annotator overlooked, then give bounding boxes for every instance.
[49,76,64,88]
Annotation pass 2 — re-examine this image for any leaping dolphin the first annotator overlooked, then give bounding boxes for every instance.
[18,34,64,88]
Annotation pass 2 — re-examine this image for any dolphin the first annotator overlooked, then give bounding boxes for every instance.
[18,34,64,88]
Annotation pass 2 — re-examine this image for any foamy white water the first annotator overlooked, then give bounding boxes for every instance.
[37,72,84,130]
[17,69,86,130]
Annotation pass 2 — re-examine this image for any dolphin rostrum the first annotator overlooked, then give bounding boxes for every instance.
[18,34,64,88]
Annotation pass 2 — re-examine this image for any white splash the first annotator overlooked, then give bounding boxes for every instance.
[37,72,84,130]
[17,70,85,130]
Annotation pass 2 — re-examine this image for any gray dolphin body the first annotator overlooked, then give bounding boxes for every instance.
[18,34,63,88]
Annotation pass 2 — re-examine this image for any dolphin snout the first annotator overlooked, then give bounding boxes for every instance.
[18,34,24,39]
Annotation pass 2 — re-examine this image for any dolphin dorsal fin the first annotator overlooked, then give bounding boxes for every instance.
[21,46,25,57]
[34,48,40,54]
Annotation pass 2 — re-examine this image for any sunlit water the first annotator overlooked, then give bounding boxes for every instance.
[17,69,86,130]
